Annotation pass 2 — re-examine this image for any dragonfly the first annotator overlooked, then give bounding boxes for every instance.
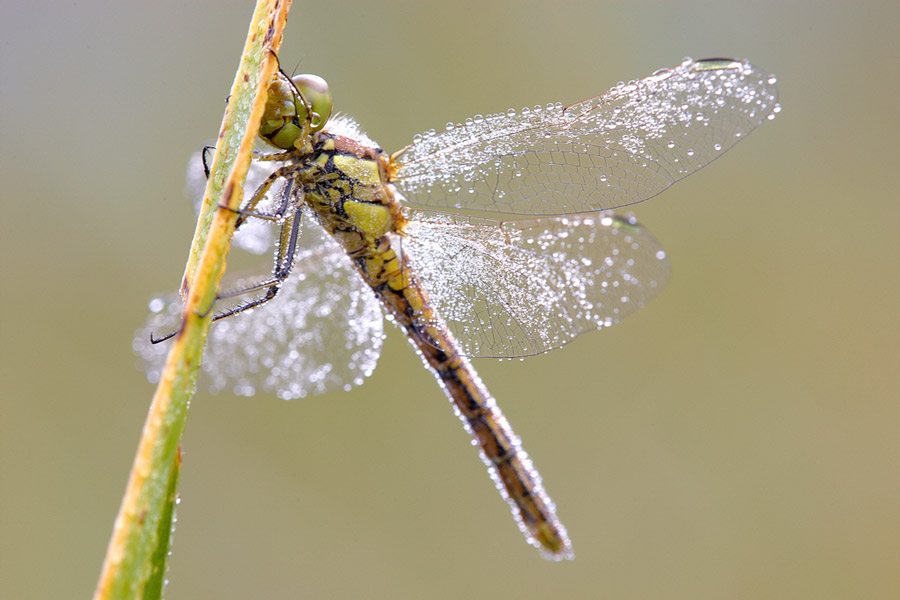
[136,57,779,560]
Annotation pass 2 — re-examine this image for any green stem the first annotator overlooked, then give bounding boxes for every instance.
[93,2,292,598]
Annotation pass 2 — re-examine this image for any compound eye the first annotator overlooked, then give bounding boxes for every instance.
[292,74,332,132]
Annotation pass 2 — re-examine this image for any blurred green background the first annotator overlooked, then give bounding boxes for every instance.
[2,1,899,598]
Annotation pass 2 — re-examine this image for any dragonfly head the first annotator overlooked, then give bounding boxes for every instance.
[260,73,333,150]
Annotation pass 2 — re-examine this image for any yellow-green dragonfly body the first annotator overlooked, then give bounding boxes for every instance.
[137,58,779,559]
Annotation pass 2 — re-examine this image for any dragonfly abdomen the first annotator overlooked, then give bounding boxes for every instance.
[367,245,574,560]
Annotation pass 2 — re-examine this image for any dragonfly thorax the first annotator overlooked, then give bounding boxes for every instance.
[303,131,405,254]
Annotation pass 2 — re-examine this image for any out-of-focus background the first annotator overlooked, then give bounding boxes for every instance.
[2,1,898,598]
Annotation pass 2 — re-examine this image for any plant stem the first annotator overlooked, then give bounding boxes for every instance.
[93,2,292,598]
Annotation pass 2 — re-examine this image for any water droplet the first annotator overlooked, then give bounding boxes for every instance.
[149,298,165,313]
[686,149,695,157]
[655,250,666,260]
[713,143,722,151]
[667,140,676,149]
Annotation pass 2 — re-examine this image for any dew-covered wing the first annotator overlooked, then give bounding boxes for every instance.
[185,148,289,255]
[134,216,384,399]
[401,209,670,358]
[393,58,779,216]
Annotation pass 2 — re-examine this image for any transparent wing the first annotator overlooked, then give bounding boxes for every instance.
[401,209,670,358]
[393,58,779,215]
[134,213,385,399]
[185,148,289,255]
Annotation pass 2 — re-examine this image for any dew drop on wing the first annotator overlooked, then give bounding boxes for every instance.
[393,58,778,217]
[401,210,671,359]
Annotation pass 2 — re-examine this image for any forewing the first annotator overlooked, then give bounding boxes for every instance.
[394,58,779,215]
[134,215,384,399]
[402,209,670,358]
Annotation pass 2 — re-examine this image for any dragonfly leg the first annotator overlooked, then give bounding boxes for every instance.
[217,167,299,229]
[208,205,302,322]
[252,149,296,162]
[150,203,303,344]
[201,145,295,178]
[201,145,215,178]
[198,144,297,228]
[149,327,180,344]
